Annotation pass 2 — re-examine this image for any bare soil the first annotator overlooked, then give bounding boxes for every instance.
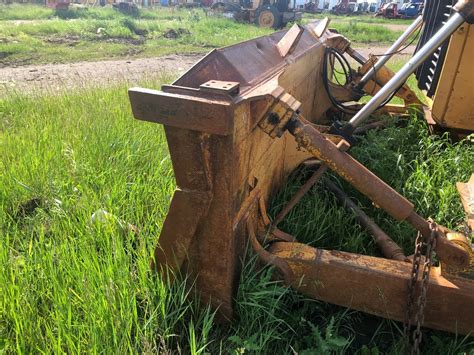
[0,46,415,96]
[380,23,411,32]
[357,44,415,57]
[0,54,202,96]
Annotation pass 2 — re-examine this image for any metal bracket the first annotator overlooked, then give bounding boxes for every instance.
[277,23,304,57]
[200,80,240,96]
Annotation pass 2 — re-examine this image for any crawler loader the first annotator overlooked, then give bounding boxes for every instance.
[128,0,474,346]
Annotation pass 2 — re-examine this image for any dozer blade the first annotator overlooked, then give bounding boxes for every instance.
[129,24,345,318]
[128,22,474,335]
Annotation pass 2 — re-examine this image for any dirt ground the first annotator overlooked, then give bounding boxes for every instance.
[0,46,415,96]
[0,54,202,96]
[381,23,411,32]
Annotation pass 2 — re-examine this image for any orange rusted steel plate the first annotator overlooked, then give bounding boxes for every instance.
[268,241,474,335]
[128,88,234,136]
[277,23,304,57]
[129,22,340,319]
[308,17,330,38]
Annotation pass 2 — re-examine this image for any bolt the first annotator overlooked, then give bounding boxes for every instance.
[268,112,280,125]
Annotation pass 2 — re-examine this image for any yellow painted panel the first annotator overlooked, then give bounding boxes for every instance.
[432,24,474,131]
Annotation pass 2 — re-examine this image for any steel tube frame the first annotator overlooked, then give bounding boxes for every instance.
[325,179,407,261]
[286,116,471,268]
[358,15,424,89]
[347,12,465,130]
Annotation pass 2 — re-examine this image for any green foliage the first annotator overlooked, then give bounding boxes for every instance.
[0,7,274,65]
[0,79,212,353]
[0,6,408,66]
[0,3,54,20]
[228,257,294,352]
[55,7,89,20]
[268,118,473,353]
[299,317,351,354]
[331,20,403,43]
[303,12,414,25]
[272,117,473,256]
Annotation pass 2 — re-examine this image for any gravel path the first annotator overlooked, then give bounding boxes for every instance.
[0,54,203,97]
[0,46,416,96]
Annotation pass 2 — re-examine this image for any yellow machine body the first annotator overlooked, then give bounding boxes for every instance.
[430,23,474,132]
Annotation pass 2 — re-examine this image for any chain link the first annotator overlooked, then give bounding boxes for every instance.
[404,220,437,355]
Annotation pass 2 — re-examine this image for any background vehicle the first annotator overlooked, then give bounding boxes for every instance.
[330,0,357,14]
[398,1,423,18]
[376,1,398,18]
[304,0,321,13]
[369,2,377,12]
[46,0,70,10]
[212,0,301,28]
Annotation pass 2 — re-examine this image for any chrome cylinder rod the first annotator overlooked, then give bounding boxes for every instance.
[358,15,424,89]
[347,11,465,130]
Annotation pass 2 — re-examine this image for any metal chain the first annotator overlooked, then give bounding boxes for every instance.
[404,232,423,336]
[404,221,438,355]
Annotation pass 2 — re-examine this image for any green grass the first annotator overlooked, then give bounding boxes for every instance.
[0,7,273,65]
[0,3,167,21]
[304,12,414,25]
[1,4,414,24]
[301,15,406,43]
[330,20,403,43]
[0,5,410,66]
[1,68,473,353]
[0,3,53,20]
